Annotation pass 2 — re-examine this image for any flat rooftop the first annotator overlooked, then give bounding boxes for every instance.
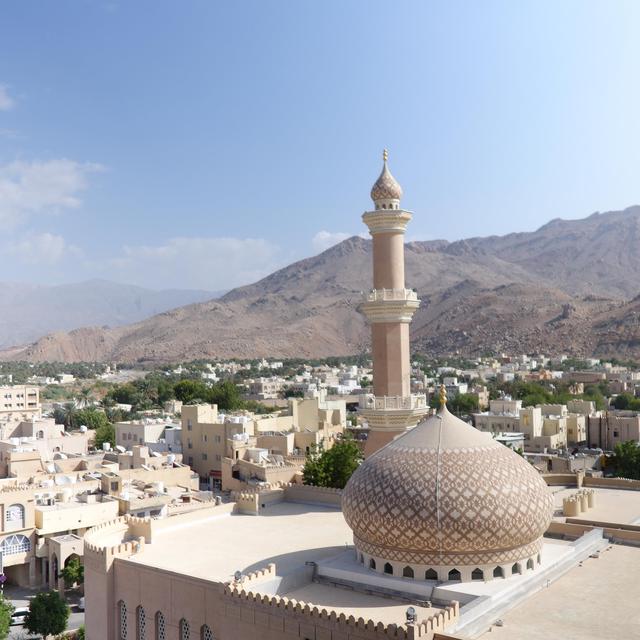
[483,545,640,640]
[551,486,640,524]
[126,502,353,582]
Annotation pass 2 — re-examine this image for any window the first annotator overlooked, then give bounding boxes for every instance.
[512,563,521,575]
[402,566,414,578]
[202,453,207,461]
[215,455,221,462]
[215,435,221,443]
[187,420,192,431]
[383,562,393,575]
[155,612,165,640]
[613,431,619,438]
[137,606,146,640]
[0,534,30,555]
[448,569,461,581]
[119,601,128,640]
[425,568,438,580]
[5,504,25,529]
[188,457,193,466]
[180,618,190,640]
[200,626,213,640]
[369,558,376,570]
[203,435,207,443]
[471,568,483,581]
[494,566,504,578]
[526,559,534,570]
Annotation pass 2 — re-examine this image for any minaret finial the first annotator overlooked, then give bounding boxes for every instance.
[439,383,447,408]
[383,148,388,162]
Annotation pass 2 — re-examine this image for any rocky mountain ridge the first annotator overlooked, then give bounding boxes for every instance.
[4,206,640,363]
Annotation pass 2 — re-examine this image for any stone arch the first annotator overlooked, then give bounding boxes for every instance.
[425,568,438,580]
[155,612,166,640]
[402,565,414,578]
[369,558,376,570]
[527,558,534,570]
[493,566,504,578]
[180,618,190,640]
[118,600,128,640]
[383,562,393,575]
[136,606,146,640]
[448,568,461,581]
[471,568,484,581]
[512,563,521,575]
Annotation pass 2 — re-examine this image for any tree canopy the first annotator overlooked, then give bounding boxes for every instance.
[61,556,84,587]
[0,596,13,640]
[613,440,640,479]
[303,438,363,489]
[24,591,70,638]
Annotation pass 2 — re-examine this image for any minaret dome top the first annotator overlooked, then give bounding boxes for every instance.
[370,149,403,210]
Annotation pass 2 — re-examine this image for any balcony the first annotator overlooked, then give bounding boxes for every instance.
[359,393,427,411]
[363,288,418,303]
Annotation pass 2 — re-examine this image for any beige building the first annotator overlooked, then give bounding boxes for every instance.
[0,386,40,423]
[587,411,640,450]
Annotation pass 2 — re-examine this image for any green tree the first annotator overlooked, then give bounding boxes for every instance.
[77,625,86,640]
[60,556,84,588]
[449,393,479,414]
[303,438,363,489]
[0,595,14,640]
[613,440,640,479]
[71,408,110,431]
[24,591,70,639]
[94,422,116,450]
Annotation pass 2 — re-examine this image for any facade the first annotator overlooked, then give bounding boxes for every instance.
[359,151,428,455]
[0,386,40,423]
[587,411,640,450]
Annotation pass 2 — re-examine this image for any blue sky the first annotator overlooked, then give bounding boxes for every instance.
[1,0,640,290]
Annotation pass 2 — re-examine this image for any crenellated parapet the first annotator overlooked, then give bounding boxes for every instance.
[223,582,459,639]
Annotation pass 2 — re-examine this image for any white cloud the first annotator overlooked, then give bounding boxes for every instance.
[7,232,80,265]
[0,159,103,227]
[108,236,286,290]
[312,230,352,253]
[0,85,14,111]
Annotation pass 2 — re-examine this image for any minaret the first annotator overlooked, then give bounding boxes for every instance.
[360,150,428,456]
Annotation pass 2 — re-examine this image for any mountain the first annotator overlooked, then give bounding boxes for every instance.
[4,206,640,363]
[0,280,218,349]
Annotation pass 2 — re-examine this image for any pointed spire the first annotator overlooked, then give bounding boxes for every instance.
[370,149,403,207]
[383,148,388,163]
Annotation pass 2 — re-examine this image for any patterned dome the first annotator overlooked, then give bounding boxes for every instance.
[342,405,554,570]
[370,151,403,204]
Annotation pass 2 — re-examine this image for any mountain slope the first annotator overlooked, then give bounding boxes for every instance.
[5,206,640,363]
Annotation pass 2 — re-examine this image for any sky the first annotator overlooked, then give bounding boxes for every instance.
[1,0,640,291]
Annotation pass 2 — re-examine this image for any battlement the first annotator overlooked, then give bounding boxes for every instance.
[223,583,458,639]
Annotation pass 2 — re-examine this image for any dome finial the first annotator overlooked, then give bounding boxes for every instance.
[370,150,403,207]
[383,148,388,163]
[439,383,447,408]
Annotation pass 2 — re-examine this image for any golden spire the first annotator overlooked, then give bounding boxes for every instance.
[439,383,447,408]
[383,148,388,162]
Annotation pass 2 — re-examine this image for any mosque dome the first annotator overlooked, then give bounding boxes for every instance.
[370,150,403,207]
[342,395,554,581]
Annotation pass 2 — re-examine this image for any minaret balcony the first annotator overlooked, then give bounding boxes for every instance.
[359,289,420,323]
[363,288,418,303]
[358,393,429,431]
[359,393,428,411]
[362,209,412,234]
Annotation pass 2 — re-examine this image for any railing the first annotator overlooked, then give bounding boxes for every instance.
[359,394,427,411]
[362,288,418,302]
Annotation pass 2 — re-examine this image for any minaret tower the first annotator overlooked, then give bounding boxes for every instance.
[360,150,428,456]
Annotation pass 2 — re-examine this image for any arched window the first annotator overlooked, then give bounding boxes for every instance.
[5,504,25,530]
[180,618,190,640]
[136,606,146,640]
[537,553,541,564]
[493,566,504,578]
[369,558,376,570]
[425,568,438,580]
[36,430,44,439]
[471,568,483,581]
[402,566,414,578]
[527,558,534,570]
[383,562,393,575]
[155,612,165,640]
[118,601,128,640]
[448,569,461,581]
[1,534,30,555]
[200,625,213,640]
[512,563,521,575]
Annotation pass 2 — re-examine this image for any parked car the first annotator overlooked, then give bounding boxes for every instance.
[10,607,29,626]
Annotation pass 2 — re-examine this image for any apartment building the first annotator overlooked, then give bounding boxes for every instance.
[0,386,40,423]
